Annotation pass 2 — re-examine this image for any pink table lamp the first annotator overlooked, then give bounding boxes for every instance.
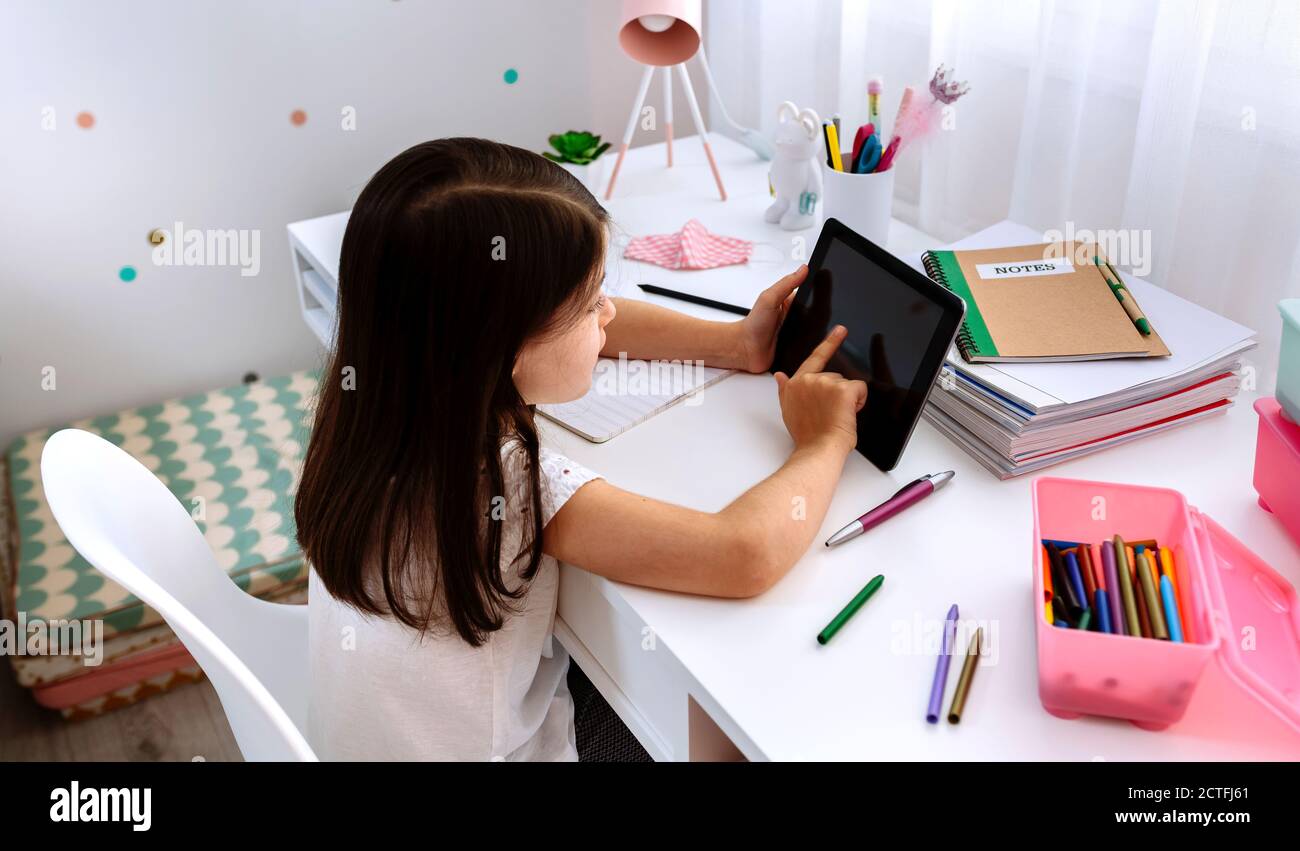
[605,0,727,201]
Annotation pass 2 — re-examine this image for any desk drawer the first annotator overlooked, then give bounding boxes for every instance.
[558,566,689,759]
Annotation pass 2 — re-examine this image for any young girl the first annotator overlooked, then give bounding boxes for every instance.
[297,138,866,761]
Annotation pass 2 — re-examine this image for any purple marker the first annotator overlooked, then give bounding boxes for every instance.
[926,604,959,723]
[1101,541,1124,636]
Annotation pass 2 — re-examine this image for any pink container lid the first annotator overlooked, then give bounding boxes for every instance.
[1191,506,1300,733]
[1255,396,1300,445]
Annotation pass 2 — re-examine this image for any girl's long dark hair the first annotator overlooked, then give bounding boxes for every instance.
[296,138,609,646]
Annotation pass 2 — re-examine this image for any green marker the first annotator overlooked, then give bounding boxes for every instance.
[1136,549,1168,639]
[1114,535,1142,636]
[1095,254,1152,335]
[817,575,885,645]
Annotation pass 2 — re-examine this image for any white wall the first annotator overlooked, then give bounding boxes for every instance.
[0,0,698,446]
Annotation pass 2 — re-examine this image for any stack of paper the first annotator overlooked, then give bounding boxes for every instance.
[908,223,1256,479]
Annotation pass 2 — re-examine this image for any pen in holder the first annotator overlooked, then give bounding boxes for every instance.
[822,154,894,246]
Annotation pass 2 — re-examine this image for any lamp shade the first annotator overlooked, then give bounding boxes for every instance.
[618,0,702,66]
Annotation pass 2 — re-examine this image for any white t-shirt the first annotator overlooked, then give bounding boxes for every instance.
[307,443,601,761]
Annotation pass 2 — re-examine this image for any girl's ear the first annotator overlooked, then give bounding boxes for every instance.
[511,346,529,400]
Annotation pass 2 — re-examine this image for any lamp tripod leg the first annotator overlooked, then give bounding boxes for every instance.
[663,65,674,167]
[674,62,726,201]
[605,64,655,200]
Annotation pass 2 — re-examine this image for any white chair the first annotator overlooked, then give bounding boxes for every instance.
[40,428,317,761]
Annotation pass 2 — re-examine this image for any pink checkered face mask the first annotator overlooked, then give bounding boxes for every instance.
[622,219,754,271]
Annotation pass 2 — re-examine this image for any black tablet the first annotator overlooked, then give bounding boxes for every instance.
[772,218,965,471]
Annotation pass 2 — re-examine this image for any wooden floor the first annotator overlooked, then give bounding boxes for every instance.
[0,663,242,761]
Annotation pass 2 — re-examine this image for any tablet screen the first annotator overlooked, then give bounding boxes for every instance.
[772,219,964,471]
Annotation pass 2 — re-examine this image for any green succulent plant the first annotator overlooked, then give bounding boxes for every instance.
[543,130,611,165]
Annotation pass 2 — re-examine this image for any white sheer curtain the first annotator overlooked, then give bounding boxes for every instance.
[706,0,1300,387]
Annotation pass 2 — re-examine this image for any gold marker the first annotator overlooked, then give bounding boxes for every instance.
[947,627,983,724]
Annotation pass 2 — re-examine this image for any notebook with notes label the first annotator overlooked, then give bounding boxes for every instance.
[537,358,733,443]
[921,242,1171,363]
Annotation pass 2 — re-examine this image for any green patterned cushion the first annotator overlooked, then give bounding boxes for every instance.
[4,371,319,639]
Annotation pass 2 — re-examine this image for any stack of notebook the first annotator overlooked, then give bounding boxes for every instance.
[1,371,317,718]
[908,222,1256,479]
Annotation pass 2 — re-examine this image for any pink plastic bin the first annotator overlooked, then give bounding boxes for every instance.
[1254,397,1300,548]
[1032,476,1300,732]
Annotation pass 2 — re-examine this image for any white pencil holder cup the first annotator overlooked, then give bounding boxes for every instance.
[821,156,895,246]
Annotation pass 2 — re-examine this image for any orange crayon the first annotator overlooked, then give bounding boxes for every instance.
[1042,545,1054,603]
[1170,547,1197,643]
[1158,547,1180,614]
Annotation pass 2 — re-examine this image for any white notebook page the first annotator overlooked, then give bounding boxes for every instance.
[538,359,733,443]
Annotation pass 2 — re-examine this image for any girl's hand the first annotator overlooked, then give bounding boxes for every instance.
[773,325,867,454]
[734,265,808,373]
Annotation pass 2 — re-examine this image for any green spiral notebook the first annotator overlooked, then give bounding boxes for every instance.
[920,242,1169,363]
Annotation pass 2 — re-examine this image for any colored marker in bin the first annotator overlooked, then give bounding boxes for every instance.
[1044,535,1195,644]
[1136,547,1168,640]
[817,575,884,645]
[1160,575,1184,642]
[1094,588,1113,634]
[1064,551,1088,617]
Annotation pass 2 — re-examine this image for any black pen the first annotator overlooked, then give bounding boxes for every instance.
[637,284,749,316]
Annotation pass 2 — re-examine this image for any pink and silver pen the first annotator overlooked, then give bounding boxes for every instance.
[824,471,955,547]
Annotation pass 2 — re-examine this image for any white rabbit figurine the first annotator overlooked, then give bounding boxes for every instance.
[765,101,822,231]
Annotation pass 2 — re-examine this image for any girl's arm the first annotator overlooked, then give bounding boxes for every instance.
[545,327,866,597]
[601,266,808,373]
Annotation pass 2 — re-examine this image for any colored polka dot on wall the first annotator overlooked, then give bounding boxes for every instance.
[76,111,95,129]
[118,266,137,283]
[503,68,519,85]
[290,109,307,126]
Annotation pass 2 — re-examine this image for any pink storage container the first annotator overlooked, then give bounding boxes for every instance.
[1254,397,1300,548]
[1032,476,1300,731]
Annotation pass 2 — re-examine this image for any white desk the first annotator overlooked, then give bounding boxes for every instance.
[544,135,1300,761]
[288,134,1300,761]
